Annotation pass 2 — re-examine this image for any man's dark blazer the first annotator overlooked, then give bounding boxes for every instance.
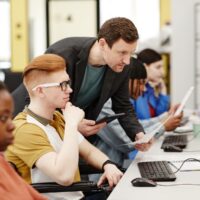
[12,37,143,141]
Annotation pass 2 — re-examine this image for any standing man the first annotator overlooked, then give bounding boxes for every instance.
[12,17,151,149]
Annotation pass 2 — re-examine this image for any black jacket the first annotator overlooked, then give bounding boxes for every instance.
[12,37,143,141]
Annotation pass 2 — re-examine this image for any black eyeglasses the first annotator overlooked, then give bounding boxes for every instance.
[32,80,71,91]
[59,80,72,91]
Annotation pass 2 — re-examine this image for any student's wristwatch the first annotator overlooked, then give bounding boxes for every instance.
[102,160,118,171]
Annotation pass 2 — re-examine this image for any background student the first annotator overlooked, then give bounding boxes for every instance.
[133,48,170,119]
[131,48,182,127]
[0,81,47,200]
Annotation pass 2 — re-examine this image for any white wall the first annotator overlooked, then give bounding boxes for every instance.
[0,1,10,68]
[28,0,46,58]
[171,0,200,109]
[29,0,97,58]
[49,0,97,44]
[27,0,160,58]
[100,0,160,43]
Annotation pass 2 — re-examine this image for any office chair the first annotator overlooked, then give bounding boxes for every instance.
[3,70,23,92]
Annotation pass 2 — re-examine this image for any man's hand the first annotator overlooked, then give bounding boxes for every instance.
[134,132,153,152]
[78,119,106,137]
[97,164,123,189]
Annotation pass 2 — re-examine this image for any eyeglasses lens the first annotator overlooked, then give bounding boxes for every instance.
[60,80,71,91]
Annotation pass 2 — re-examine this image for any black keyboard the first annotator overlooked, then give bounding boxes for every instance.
[161,135,188,149]
[138,161,176,181]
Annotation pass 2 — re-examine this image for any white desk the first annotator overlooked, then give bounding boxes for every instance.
[108,132,200,200]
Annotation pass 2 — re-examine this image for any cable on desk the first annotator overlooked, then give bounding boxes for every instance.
[183,149,200,152]
[187,132,199,142]
[157,183,200,187]
[168,158,200,173]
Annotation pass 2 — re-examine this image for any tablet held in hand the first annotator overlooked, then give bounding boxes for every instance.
[95,113,126,124]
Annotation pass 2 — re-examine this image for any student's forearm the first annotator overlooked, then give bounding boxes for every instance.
[87,148,109,170]
[80,141,109,170]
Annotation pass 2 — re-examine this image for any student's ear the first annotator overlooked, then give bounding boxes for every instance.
[35,87,45,98]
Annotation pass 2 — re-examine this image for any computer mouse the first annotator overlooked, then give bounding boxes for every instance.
[131,177,157,187]
[163,145,183,152]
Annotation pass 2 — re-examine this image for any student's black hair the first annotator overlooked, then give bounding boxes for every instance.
[129,58,147,80]
[137,48,162,65]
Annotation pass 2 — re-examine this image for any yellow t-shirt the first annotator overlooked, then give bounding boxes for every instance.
[5,110,80,183]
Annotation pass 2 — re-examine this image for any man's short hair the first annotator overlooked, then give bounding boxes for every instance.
[98,17,139,48]
[23,54,66,94]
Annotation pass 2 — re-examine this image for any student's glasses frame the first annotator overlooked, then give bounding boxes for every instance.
[32,80,71,91]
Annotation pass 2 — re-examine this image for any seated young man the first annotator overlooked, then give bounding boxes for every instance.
[0,81,47,200]
[5,54,123,200]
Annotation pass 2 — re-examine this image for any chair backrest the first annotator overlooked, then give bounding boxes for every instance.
[4,70,23,92]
